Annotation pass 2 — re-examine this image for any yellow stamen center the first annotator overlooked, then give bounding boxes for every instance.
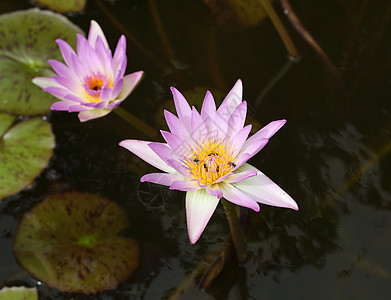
[184,138,236,187]
[82,72,113,103]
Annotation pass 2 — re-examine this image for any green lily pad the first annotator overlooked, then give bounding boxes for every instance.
[33,0,87,13]
[0,113,15,134]
[13,192,139,294]
[0,114,54,200]
[0,8,83,116]
[0,286,38,300]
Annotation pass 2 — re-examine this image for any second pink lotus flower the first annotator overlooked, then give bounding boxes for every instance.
[33,20,143,122]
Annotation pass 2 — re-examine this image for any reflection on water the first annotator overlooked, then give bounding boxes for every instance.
[1,0,391,299]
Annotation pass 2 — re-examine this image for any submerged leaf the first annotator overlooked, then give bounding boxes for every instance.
[0,8,83,115]
[0,286,38,300]
[33,0,87,13]
[203,0,271,27]
[13,192,139,294]
[0,114,54,200]
[228,0,271,26]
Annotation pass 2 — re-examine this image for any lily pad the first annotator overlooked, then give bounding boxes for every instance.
[13,192,139,294]
[202,0,271,27]
[228,0,271,26]
[0,8,83,116]
[0,114,54,200]
[0,286,38,300]
[33,0,87,13]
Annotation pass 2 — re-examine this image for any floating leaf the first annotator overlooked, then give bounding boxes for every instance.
[0,9,83,116]
[0,114,54,200]
[0,286,38,300]
[202,0,271,27]
[228,0,271,26]
[0,113,14,134]
[13,192,139,294]
[33,0,87,13]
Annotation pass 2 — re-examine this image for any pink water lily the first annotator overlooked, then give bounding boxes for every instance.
[33,20,144,122]
[119,80,298,244]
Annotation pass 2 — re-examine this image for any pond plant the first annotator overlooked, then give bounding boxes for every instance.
[120,79,298,259]
[0,2,303,297]
[13,192,139,294]
[33,20,144,122]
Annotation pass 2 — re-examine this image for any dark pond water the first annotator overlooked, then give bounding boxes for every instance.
[1,0,391,299]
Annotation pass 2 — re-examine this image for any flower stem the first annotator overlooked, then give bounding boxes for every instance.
[113,106,158,139]
[148,0,176,62]
[260,0,299,59]
[221,198,247,262]
[280,0,348,100]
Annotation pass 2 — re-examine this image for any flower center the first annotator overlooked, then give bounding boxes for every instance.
[184,138,236,187]
[82,71,113,103]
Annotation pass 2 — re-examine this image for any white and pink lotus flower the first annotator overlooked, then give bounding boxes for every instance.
[120,80,298,244]
[33,20,143,122]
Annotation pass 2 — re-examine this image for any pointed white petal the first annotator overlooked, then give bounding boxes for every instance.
[140,173,181,186]
[170,180,199,191]
[88,20,109,50]
[119,140,175,174]
[190,106,207,141]
[164,110,190,140]
[116,71,144,101]
[226,101,247,138]
[170,87,192,129]
[78,109,111,122]
[224,169,257,183]
[216,79,243,119]
[241,120,286,156]
[32,77,61,89]
[205,184,223,199]
[113,35,127,73]
[230,124,252,155]
[232,164,298,210]
[186,189,220,244]
[219,182,260,211]
[160,131,189,157]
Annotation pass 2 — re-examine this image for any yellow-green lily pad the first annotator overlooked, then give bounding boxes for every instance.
[0,286,38,300]
[228,0,272,26]
[0,114,55,200]
[33,0,87,13]
[13,192,139,294]
[0,8,83,116]
[203,0,271,27]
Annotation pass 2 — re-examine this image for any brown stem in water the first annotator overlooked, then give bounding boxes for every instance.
[256,58,295,106]
[260,0,299,59]
[208,30,226,91]
[148,0,176,62]
[97,0,169,71]
[280,0,349,99]
[113,106,158,139]
[221,199,247,263]
[168,235,233,299]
